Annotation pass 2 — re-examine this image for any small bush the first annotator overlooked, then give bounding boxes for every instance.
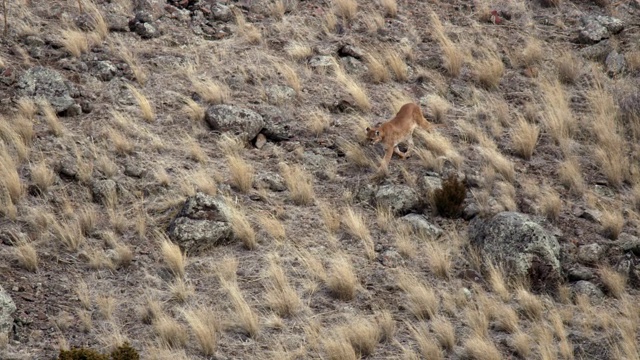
[58,342,140,360]
[432,174,467,218]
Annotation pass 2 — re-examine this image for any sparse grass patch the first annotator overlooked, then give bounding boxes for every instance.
[234,9,262,44]
[319,200,341,234]
[556,51,581,84]
[425,94,450,124]
[379,0,397,17]
[308,108,331,136]
[332,0,357,22]
[323,336,357,360]
[424,240,451,279]
[599,265,626,298]
[516,288,543,320]
[227,154,254,193]
[376,310,395,342]
[463,335,501,360]
[126,84,154,122]
[51,219,85,252]
[258,213,286,242]
[538,185,562,221]
[169,278,194,303]
[96,295,117,320]
[15,240,38,272]
[342,206,375,260]
[487,262,510,301]
[480,147,515,183]
[40,100,64,137]
[431,316,455,351]
[510,115,539,160]
[365,51,390,84]
[275,62,302,96]
[601,206,624,240]
[342,318,380,357]
[335,64,371,112]
[398,274,438,320]
[182,306,219,356]
[265,256,301,317]
[225,199,257,250]
[429,11,464,77]
[519,38,543,67]
[326,255,358,301]
[116,45,147,84]
[409,323,442,360]
[339,139,377,169]
[510,331,532,358]
[17,97,37,120]
[189,77,230,104]
[286,41,313,61]
[60,28,89,57]
[279,162,315,205]
[385,50,408,82]
[30,160,55,193]
[540,77,576,143]
[182,97,205,122]
[154,313,188,349]
[558,158,585,196]
[159,234,186,278]
[473,52,504,89]
[217,263,260,337]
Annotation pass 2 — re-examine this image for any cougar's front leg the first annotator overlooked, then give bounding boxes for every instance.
[379,145,394,172]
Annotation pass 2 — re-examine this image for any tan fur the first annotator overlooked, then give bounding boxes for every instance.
[366,103,433,173]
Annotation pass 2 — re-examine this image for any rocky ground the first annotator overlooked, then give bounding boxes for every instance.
[1,0,640,359]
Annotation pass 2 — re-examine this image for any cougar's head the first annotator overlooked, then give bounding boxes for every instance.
[365,126,382,145]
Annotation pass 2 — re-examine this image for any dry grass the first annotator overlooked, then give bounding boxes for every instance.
[40,100,64,137]
[490,303,519,333]
[429,11,464,77]
[51,219,85,252]
[308,108,331,136]
[398,274,439,320]
[154,313,188,348]
[332,0,357,22]
[275,62,301,96]
[423,240,451,279]
[510,115,539,160]
[463,336,501,360]
[599,265,626,298]
[487,262,510,301]
[106,127,134,155]
[511,331,532,357]
[339,139,377,169]
[480,147,515,183]
[227,154,254,193]
[376,310,395,342]
[30,160,55,193]
[234,9,262,44]
[181,97,205,123]
[385,50,408,82]
[601,207,624,240]
[558,158,585,195]
[182,306,219,356]
[538,185,562,221]
[159,235,186,278]
[431,316,455,351]
[556,51,581,84]
[218,267,260,337]
[342,207,375,260]
[474,52,504,89]
[519,38,543,67]
[225,200,257,250]
[60,28,89,57]
[323,336,357,360]
[258,213,286,243]
[17,97,37,120]
[126,84,155,122]
[279,162,315,205]
[410,323,442,360]
[0,117,29,161]
[394,225,417,259]
[540,78,576,143]
[190,77,230,104]
[516,288,543,320]
[326,255,358,301]
[319,200,341,234]
[15,240,38,272]
[379,0,397,17]
[466,306,490,338]
[0,147,23,205]
[342,318,380,357]
[186,136,207,163]
[365,52,390,84]
[335,63,371,112]
[96,295,117,320]
[285,41,313,61]
[265,256,302,317]
[116,45,147,84]
[425,94,450,124]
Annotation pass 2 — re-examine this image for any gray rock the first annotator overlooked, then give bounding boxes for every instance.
[375,184,421,215]
[124,162,145,178]
[421,176,442,193]
[133,22,159,39]
[381,249,403,267]
[257,173,286,192]
[17,67,78,114]
[578,15,624,44]
[462,203,480,220]
[57,157,78,179]
[616,233,640,256]
[23,35,44,47]
[605,50,626,76]
[580,209,602,223]
[572,280,604,303]
[266,85,296,105]
[578,243,604,264]
[205,105,265,142]
[469,212,562,291]
[399,213,443,239]
[568,264,595,281]
[339,44,364,59]
[94,61,117,81]
[91,179,117,204]
[579,40,614,61]
[251,105,293,142]
[211,3,233,21]
[168,192,234,253]
[309,56,336,71]
[0,285,16,338]
[355,184,376,203]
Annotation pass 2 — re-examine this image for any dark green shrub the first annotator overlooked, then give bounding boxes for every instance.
[432,174,466,218]
[58,348,108,360]
[110,342,140,360]
[58,343,140,360]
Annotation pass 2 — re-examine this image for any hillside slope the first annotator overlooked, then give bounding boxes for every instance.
[1,0,640,359]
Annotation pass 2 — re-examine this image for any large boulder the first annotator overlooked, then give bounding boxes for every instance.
[375,185,421,215]
[16,67,79,115]
[577,15,624,44]
[469,212,562,292]
[205,105,265,142]
[251,105,293,141]
[0,285,16,338]
[167,192,233,254]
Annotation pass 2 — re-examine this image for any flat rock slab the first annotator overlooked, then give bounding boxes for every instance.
[17,66,79,114]
[205,105,265,142]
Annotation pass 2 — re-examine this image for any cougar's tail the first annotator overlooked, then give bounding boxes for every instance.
[414,105,433,131]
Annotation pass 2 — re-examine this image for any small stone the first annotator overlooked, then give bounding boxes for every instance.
[578,243,604,264]
[399,214,443,240]
[63,103,82,117]
[266,85,296,105]
[57,157,78,179]
[309,56,336,71]
[572,280,604,303]
[124,163,145,178]
[94,60,117,81]
[381,250,403,268]
[211,3,233,22]
[580,209,602,223]
[568,264,595,281]
[605,50,626,76]
[616,233,640,256]
[254,133,267,149]
[462,204,480,220]
[338,44,364,59]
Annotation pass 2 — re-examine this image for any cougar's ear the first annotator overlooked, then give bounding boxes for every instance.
[366,127,370,131]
